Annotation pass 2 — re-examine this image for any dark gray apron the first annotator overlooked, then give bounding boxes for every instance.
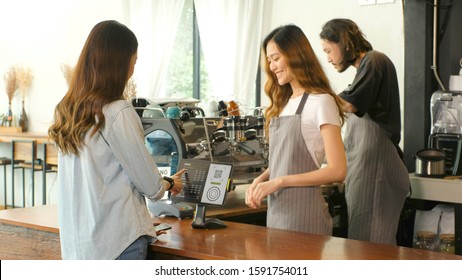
[267,93,332,235]
[344,113,409,245]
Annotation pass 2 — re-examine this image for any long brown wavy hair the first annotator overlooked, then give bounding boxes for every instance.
[262,24,345,137]
[48,20,138,155]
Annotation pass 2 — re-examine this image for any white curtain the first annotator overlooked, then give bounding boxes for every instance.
[194,0,265,113]
[122,0,185,99]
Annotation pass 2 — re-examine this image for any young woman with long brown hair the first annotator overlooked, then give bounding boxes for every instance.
[49,20,185,259]
[245,24,346,235]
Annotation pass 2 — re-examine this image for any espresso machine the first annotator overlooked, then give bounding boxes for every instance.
[428,90,462,176]
[140,104,268,184]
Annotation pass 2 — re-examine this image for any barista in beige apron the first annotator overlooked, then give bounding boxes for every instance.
[267,93,332,234]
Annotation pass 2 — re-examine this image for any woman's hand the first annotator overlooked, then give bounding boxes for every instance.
[245,180,259,209]
[153,222,168,236]
[169,168,187,196]
[246,178,280,209]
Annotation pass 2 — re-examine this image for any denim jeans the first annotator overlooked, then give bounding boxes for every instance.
[115,235,149,260]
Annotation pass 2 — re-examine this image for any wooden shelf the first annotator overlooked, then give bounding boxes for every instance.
[0,127,22,133]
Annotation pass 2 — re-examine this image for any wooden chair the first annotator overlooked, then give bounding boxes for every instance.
[0,156,12,209]
[41,142,58,205]
[9,140,58,208]
[11,139,40,208]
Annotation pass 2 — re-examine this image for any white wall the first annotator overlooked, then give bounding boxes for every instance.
[0,0,128,207]
[0,0,404,206]
[261,0,404,108]
[0,0,403,133]
[0,0,128,133]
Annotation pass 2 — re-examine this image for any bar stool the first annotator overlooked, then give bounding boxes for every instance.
[0,156,12,209]
[11,139,40,208]
[41,142,58,205]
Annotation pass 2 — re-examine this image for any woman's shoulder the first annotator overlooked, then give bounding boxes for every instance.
[104,100,132,115]
[103,100,136,124]
[302,93,338,118]
[309,92,335,104]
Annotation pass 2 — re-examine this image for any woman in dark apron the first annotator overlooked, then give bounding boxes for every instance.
[320,19,409,245]
[246,25,347,235]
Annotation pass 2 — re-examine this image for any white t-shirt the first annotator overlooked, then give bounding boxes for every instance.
[279,93,341,168]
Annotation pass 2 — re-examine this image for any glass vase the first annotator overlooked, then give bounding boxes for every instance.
[5,102,13,127]
[19,100,28,131]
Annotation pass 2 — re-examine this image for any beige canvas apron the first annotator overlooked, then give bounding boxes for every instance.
[267,93,332,235]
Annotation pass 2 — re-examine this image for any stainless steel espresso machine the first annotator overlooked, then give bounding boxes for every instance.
[141,105,268,184]
[429,90,462,176]
[141,103,268,219]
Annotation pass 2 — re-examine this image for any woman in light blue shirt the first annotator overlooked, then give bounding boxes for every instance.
[48,20,185,260]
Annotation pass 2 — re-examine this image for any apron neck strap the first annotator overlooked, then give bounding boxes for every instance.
[295,93,309,115]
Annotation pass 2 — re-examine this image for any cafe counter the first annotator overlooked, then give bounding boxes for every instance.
[1,184,461,260]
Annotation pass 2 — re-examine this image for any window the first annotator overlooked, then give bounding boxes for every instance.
[164,0,261,113]
[164,0,210,102]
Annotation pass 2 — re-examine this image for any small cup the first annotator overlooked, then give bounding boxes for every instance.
[166,106,181,119]
[449,75,462,91]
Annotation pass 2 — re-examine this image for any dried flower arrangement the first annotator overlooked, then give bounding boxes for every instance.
[4,66,18,104]
[14,66,33,131]
[123,77,137,100]
[60,63,74,86]
[2,65,26,129]
[15,66,34,101]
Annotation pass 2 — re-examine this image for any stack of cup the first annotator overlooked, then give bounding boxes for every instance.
[449,58,462,91]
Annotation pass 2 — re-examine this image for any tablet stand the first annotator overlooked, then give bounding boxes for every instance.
[191,204,227,229]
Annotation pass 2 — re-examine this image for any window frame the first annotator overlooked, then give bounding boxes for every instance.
[190,2,261,107]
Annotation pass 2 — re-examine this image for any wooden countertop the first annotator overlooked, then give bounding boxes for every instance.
[151,216,462,260]
[0,204,59,233]
[0,184,263,234]
[0,132,51,144]
[1,203,461,260]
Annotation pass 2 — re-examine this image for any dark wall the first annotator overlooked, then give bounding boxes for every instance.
[438,1,462,85]
[403,0,462,172]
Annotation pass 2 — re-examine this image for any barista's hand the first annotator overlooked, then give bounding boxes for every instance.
[169,168,187,196]
[339,97,358,113]
[246,179,280,208]
[245,180,259,209]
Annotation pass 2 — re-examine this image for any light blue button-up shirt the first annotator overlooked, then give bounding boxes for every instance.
[57,100,166,259]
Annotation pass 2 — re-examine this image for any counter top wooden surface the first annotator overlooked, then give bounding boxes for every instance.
[0,204,58,233]
[1,203,461,260]
[0,184,263,233]
[0,132,51,144]
[1,181,461,260]
[150,216,462,260]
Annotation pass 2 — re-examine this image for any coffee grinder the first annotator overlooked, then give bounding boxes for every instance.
[428,90,462,176]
